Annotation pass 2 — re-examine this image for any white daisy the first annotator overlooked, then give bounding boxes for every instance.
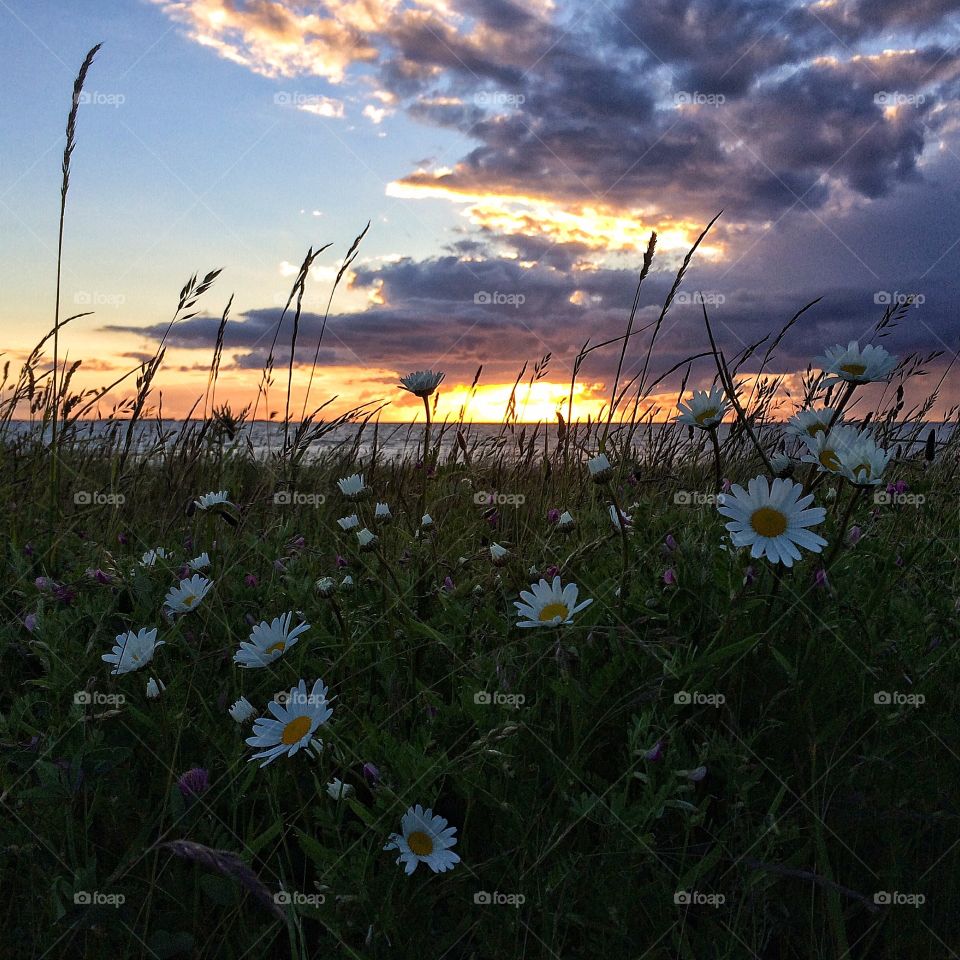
[489,542,510,565]
[800,424,862,474]
[675,385,730,429]
[102,627,163,676]
[421,514,434,529]
[229,696,257,723]
[556,510,576,531]
[337,514,360,531]
[163,575,213,614]
[187,552,210,572]
[835,433,892,486]
[374,502,393,523]
[609,504,632,531]
[315,576,336,598]
[514,576,593,628]
[587,453,612,481]
[399,370,445,398]
[717,476,827,567]
[816,340,898,386]
[768,452,791,475]
[357,528,379,551]
[140,547,170,567]
[146,676,164,699]
[341,575,355,590]
[245,679,333,766]
[234,612,310,668]
[785,407,841,439]
[194,490,232,511]
[337,473,369,500]
[384,805,460,875]
[326,778,354,800]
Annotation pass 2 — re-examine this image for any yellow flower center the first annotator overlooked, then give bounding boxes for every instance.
[281,715,312,745]
[539,602,570,622]
[183,594,196,608]
[407,831,434,856]
[840,362,866,377]
[819,449,840,471]
[694,407,718,424]
[750,506,788,538]
[266,641,286,655]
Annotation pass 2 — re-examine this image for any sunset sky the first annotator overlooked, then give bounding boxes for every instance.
[2,0,959,421]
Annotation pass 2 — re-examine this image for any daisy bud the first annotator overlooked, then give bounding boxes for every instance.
[357,528,379,552]
[557,510,575,532]
[229,696,256,723]
[421,514,434,529]
[146,677,164,699]
[489,543,510,566]
[374,502,393,524]
[315,576,337,598]
[341,574,355,591]
[338,514,360,531]
[587,453,612,482]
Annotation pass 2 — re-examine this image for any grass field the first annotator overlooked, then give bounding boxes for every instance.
[3,45,960,960]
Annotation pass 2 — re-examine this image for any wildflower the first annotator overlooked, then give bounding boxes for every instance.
[234,612,310,668]
[337,474,369,501]
[609,504,632,531]
[587,453,612,482]
[717,476,827,567]
[547,508,560,525]
[399,370,445,398]
[246,679,332,766]
[663,568,677,586]
[847,525,862,546]
[102,628,163,675]
[141,548,170,567]
[194,490,232,511]
[816,340,897,386]
[177,767,209,799]
[244,573,259,588]
[514,576,593,628]
[374,502,393,523]
[229,696,256,723]
[163,575,213,614]
[326,778,354,800]
[556,510,575,532]
[384,805,460,875]
[785,407,841,439]
[146,677,164,699]
[362,762,380,784]
[315,576,336,598]
[188,552,210,572]
[338,514,360,531]
[356,528,379,552]
[675,385,729,429]
[489,542,510,566]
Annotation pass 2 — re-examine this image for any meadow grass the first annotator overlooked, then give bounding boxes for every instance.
[2,45,960,960]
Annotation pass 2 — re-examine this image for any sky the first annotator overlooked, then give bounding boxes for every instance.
[1,0,959,422]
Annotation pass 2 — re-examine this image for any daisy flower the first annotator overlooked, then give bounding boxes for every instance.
[245,679,333,766]
[421,513,435,529]
[374,502,393,523]
[229,696,257,723]
[816,341,898,386]
[337,514,360,531]
[800,424,861,474]
[315,576,336,598]
[609,504,632,531]
[556,510,576,531]
[587,453,612,482]
[102,627,163,675]
[326,778,354,800]
[768,452,791,475]
[399,370,445,398]
[146,676,164,699]
[675,385,730,429]
[187,552,210,572]
[357,528,379,551]
[785,407,841,439]
[835,433,892,486]
[489,542,510,565]
[234,612,310,668]
[514,576,593,628]
[164,575,213,614]
[341,574,355,590]
[337,474,369,500]
[140,547,170,567]
[717,476,827,567]
[194,490,232,511]
[384,805,460,875]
